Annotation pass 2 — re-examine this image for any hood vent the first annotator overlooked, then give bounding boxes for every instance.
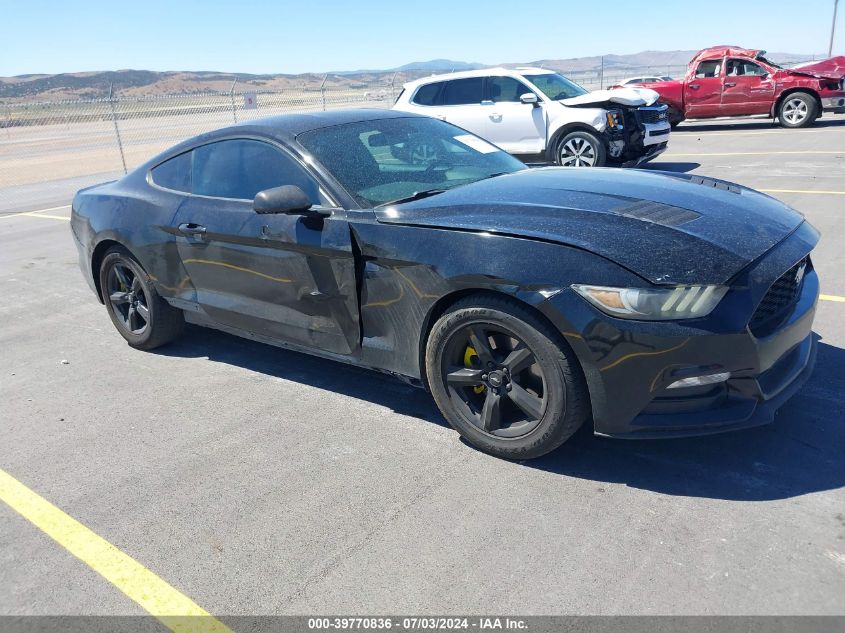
[688,175,743,194]
[609,200,700,226]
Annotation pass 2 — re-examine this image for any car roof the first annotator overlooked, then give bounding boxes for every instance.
[690,46,764,65]
[138,109,424,169]
[402,66,554,88]
[228,108,417,138]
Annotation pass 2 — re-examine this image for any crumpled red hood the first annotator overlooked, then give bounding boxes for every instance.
[788,56,845,81]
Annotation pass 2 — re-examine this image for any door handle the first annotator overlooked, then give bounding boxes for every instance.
[178,222,207,236]
[725,82,737,87]
[489,113,502,122]
[689,84,700,90]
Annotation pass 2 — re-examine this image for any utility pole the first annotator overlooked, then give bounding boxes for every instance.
[830,0,840,57]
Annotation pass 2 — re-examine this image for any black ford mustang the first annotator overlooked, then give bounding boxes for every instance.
[71,109,819,459]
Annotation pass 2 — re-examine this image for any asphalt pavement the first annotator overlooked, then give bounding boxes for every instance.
[1,115,844,619]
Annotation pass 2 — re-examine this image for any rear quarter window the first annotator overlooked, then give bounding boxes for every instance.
[150,152,192,192]
[412,82,443,106]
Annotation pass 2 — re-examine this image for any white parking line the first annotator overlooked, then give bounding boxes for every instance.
[0,204,71,220]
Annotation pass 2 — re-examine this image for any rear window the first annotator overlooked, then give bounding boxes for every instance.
[412,82,443,106]
[441,78,483,105]
[150,151,191,192]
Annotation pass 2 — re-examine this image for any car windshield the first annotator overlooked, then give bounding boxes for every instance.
[296,117,526,207]
[526,73,588,100]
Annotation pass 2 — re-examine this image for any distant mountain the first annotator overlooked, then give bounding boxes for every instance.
[395,59,484,72]
[0,49,826,103]
[333,59,484,75]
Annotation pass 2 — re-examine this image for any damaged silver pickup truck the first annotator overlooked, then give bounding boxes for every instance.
[392,67,671,167]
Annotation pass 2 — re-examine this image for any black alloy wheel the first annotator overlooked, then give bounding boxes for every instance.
[443,323,548,438]
[99,247,184,350]
[426,294,590,459]
[107,262,150,335]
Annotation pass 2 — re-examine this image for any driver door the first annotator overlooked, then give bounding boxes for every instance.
[685,59,724,118]
[483,76,546,155]
[722,58,775,115]
[172,138,361,356]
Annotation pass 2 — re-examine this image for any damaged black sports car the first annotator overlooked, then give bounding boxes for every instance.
[71,110,819,459]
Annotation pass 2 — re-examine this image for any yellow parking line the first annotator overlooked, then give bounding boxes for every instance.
[0,468,232,633]
[668,151,844,157]
[760,188,845,196]
[676,128,845,137]
[821,294,845,303]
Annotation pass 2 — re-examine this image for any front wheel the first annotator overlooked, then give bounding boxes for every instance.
[99,247,184,350]
[778,93,818,128]
[555,130,607,167]
[425,295,590,459]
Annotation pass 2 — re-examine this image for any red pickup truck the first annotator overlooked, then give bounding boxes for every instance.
[631,46,845,128]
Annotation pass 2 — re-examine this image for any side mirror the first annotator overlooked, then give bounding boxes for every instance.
[253,185,329,217]
[519,93,539,105]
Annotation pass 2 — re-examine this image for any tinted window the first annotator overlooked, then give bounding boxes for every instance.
[151,152,191,192]
[192,139,322,202]
[412,82,443,106]
[441,78,483,105]
[488,76,533,102]
[297,117,525,207]
[695,61,722,78]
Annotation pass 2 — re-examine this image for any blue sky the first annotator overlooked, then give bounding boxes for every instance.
[1,0,842,76]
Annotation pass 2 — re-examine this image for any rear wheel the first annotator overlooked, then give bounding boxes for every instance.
[425,295,590,459]
[99,247,184,350]
[555,130,607,167]
[778,92,818,128]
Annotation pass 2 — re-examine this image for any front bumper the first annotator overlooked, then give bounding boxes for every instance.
[641,121,671,146]
[544,222,819,438]
[821,96,845,113]
[621,141,668,167]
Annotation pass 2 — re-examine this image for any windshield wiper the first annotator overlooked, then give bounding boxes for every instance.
[386,188,447,205]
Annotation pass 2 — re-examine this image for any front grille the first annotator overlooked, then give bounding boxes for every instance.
[749,258,808,334]
[637,105,668,124]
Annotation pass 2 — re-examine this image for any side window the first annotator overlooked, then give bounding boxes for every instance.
[488,76,533,102]
[695,60,722,78]
[441,78,484,106]
[412,82,443,106]
[150,152,191,192]
[192,139,323,203]
[727,59,767,77]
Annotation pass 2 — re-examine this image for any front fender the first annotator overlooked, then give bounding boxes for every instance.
[350,222,644,382]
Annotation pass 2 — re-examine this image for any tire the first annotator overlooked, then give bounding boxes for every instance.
[778,92,818,128]
[425,294,590,459]
[667,106,684,129]
[99,246,184,350]
[554,130,607,167]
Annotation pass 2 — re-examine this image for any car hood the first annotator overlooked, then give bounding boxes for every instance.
[788,56,845,81]
[561,87,660,107]
[374,168,806,285]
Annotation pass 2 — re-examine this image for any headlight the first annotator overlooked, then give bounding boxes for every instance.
[606,110,624,129]
[571,284,728,320]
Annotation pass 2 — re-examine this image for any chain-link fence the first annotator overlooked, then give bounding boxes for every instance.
[0,59,816,207]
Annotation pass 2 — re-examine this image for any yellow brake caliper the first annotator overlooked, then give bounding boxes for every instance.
[464,346,486,394]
